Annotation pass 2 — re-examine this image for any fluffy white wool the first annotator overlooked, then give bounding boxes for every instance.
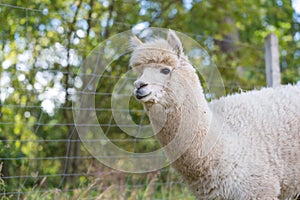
[130,30,300,200]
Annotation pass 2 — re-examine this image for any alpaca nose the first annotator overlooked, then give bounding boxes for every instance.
[134,80,150,100]
[134,80,148,89]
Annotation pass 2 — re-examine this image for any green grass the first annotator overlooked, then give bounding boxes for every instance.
[0,166,195,200]
[18,178,195,200]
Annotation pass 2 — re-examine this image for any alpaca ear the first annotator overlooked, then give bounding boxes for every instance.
[167,30,183,58]
[129,35,143,50]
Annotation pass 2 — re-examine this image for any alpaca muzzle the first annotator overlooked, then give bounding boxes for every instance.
[134,84,151,100]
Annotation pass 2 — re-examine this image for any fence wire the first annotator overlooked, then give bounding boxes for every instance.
[1,2,299,200]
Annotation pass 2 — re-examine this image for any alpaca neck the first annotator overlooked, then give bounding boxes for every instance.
[148,81,212,180]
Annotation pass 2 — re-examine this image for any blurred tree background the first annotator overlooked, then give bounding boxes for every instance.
[0,0,299,199]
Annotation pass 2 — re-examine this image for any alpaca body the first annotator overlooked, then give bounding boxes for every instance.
[190,85,300,199]
[155,85,300,200]
[130,30,300,199]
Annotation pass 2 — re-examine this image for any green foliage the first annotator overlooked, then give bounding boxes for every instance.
[0,0,299,198]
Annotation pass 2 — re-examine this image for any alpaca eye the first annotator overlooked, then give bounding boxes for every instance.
[160,68,170,75]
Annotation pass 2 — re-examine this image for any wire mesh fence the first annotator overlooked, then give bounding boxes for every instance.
[1,1,300,199]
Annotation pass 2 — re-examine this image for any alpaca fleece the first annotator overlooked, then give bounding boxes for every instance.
[130,30,300,200]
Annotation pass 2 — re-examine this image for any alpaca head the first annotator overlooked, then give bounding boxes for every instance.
[130,30,200,108]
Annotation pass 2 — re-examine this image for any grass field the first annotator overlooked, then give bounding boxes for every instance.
[0,164,195,200]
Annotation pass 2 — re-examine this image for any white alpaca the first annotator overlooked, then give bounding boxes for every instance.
[129,30,300,200]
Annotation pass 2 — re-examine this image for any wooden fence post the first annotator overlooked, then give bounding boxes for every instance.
[264,34,281,87]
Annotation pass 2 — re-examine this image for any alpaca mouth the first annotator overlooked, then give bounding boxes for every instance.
[134,89,152,100]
